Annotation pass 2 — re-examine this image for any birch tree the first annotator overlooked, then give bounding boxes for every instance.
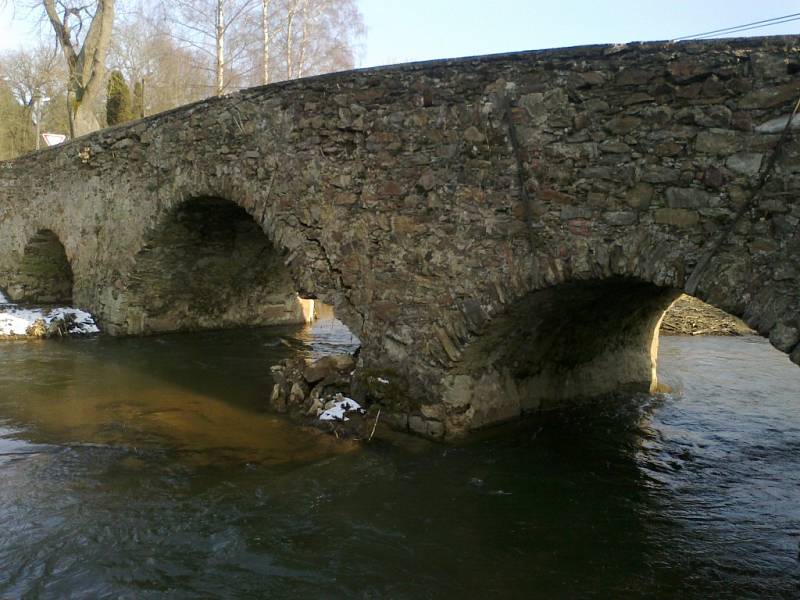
[159,0,255,96]
[260,0,271,84]
[246,0,363,86]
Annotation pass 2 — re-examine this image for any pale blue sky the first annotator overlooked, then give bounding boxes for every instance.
[2,0,799,66]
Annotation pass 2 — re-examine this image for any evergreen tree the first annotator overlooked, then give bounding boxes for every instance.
[132,79,144,119]
[106,70,132,126]
[0,81,35,159]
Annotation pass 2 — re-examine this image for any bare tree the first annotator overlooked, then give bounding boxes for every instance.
[243,0,363,86]
[284,0,297,79]
[2,43,62,108]
[0,44,68,154]
[39,0,116,137]
[159,0,255,96]
[108,7,212,114]
[260,0,271,84]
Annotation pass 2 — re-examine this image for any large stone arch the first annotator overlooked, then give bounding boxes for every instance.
[4,228,74,304]
[391,220,800,438]
[115,195,317,334]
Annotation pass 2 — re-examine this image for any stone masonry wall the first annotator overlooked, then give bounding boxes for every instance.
[0,36,798,438]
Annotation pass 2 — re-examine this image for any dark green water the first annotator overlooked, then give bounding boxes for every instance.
[0,326,798,599]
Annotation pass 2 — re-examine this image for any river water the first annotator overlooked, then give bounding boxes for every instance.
[0,325,798,599]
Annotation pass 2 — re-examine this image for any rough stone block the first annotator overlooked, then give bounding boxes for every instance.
[740,81,800,109]
[408,415,427,435]
[560,206,593,220]
[641,166,681,184]
[603,211,637,226]
[665,187,716,209]
[604,115,641,134]
[625,182,654,209]
[726,153,763,176]
[426,420,445,439]
[695,130,741,154]
[770,322,799,353]
[654,208,700,227]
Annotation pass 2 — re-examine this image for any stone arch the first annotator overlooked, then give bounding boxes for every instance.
[6,229,74,304]
[427,227,799,439]
[117,196,316,335]
[435,275,680,436]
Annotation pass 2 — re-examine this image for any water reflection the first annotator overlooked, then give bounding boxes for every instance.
[0,332,798,598]
[0,319,359,465]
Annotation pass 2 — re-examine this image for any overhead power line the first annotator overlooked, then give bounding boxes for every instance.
[673,12,800,41]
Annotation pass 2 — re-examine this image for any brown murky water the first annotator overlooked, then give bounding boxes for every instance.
[0,328,798,598]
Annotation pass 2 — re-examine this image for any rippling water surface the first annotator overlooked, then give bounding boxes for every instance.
[0,328,798,599]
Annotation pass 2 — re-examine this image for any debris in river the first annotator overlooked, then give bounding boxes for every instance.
[318,395,364,421]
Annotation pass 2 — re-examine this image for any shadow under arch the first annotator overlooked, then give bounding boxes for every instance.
[119,196,314,335]
[439,268,800,437]
[6,229,74,304]
[441,277,683,435]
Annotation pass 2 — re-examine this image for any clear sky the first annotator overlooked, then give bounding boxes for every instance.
[2,0,799,65]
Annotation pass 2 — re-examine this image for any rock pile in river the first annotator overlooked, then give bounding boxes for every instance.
[269,354,377,437]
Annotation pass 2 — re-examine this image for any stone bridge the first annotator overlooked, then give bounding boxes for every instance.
[1,37,799,438]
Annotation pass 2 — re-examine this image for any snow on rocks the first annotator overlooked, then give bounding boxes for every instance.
[318,395,364,422]
[0,289,8,304]
[0,304,100,338]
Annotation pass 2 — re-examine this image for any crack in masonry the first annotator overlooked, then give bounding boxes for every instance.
[499,92,539,255]
[685,95,800,296]
[258,170,278,227]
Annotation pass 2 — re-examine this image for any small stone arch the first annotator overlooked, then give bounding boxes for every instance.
[434,275,680,436]
[117,196,316,334]
[6,229,74,304]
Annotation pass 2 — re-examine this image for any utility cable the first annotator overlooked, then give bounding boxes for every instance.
[673,12,800,41]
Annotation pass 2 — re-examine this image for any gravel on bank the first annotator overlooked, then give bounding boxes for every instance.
[660,294,754,336]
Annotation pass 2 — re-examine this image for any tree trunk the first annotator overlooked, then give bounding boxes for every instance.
[73,103,101,136]
[286,1,296,79]
[43,0,115,138]
[262,0,271,85]
[297,0,309,78]
[215,0,225,95]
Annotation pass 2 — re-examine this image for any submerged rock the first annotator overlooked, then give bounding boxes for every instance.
[303,354,355,385]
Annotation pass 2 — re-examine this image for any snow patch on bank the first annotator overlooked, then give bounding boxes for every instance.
[0,305,99,337]
[0,290,8,304]
[318,397,363,422]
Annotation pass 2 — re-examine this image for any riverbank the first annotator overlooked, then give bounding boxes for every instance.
[660,294,754,336]
[0,291,99,338]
